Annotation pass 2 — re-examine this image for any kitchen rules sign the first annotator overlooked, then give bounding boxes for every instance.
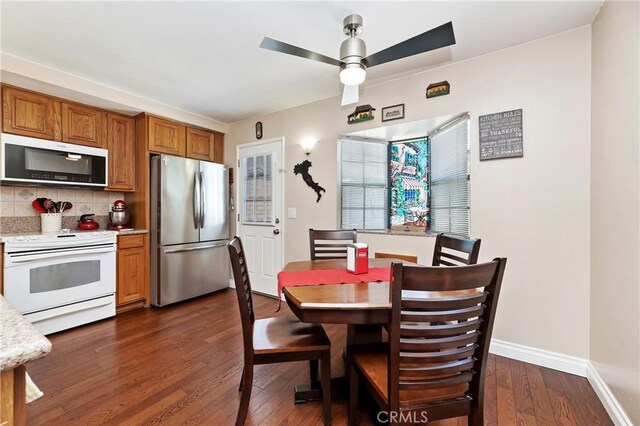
[479,109,523,160]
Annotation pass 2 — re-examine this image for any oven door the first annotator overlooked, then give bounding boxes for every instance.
[3,245,116,314]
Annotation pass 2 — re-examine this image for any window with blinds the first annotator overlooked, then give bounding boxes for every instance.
[430,118,470,235]
[339,139,388,229]
[339,116,470,235]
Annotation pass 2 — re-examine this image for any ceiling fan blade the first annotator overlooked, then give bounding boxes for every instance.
[363,21,455,68]
[341,85,359,106]
[260,37,344,67]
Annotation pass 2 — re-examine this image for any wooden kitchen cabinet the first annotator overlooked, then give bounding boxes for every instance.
[2,86,58,140]
[61,102,104,148]
[116,234,148,313]
[186,126,215,161]
[213,132,224,164]
[147,115,185,156]
[107,113,135,191]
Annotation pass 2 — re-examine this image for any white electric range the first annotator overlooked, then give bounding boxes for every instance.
[3,230,117,335]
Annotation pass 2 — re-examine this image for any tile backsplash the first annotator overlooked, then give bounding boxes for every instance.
[0,185,124,232]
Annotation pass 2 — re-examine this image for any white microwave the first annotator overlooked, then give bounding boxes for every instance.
[1,133,108,187]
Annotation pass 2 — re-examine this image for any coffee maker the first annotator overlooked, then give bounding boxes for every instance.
[108,199,132,230]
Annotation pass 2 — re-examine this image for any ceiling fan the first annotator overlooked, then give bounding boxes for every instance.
[260,14,456,106]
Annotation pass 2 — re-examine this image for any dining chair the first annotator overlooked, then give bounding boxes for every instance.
[348,258,507,426]
[309,228,357,260]
[374,252,418,264]
[227,237,332,426]
[432,233,482,266]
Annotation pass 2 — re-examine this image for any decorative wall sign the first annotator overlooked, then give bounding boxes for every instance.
[426,81,450,99]
[294,160,326,202]
[255,121,263,139]
[381,104,405,122]
[347,104,376,124]
[479,109,523,160]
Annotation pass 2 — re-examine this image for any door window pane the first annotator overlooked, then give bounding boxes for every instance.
[243,154,272,224]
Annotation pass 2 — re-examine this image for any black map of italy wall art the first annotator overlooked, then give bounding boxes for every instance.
[294,160,326,202]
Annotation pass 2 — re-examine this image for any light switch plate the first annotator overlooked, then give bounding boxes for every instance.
[287,207,297,219]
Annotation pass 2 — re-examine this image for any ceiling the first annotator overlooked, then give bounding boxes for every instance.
[0,1,602,124]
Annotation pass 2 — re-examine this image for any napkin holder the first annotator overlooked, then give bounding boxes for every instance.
[347,243,369,274]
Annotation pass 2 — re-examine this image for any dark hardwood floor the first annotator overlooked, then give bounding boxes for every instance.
[26,290,612,425]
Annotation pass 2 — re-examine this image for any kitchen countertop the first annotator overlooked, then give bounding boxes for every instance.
[0,228,148,242]
[0,295,52,371]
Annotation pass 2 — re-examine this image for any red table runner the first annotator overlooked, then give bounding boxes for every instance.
[276,267,391,311]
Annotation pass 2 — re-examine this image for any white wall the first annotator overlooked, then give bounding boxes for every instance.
[590,1,640,424]
[225,27,592,359]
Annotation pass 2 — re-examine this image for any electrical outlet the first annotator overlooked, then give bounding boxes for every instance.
[287,208,297,219]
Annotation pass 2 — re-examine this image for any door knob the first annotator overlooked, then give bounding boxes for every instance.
[273,229,280,235]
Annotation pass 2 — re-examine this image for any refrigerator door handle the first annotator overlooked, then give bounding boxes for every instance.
[163,242,227,254]
[199,171,206,228]
[193,172,201,229]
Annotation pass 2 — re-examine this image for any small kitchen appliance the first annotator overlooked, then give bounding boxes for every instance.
[108,199,132,230]
[77,214,100,230]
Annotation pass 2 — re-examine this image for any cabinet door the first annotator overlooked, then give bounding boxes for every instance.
[186,127,215,161]
[61,103,104,147]
[213,132,224,164]
[2,87,57,139]
[107,114,135,191]
[148,116,185,156]
[117,245,147,306]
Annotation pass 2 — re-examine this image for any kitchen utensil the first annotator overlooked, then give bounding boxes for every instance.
[32,199,47,213]
[44,199,55,212]
[77,214,99,230]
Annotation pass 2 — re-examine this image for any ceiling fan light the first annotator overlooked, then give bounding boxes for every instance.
[340,63,366,86]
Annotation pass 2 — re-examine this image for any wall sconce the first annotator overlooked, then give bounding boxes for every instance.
[300,138,317,156]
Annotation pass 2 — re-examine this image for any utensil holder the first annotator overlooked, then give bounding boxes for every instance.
[41,213,62,233]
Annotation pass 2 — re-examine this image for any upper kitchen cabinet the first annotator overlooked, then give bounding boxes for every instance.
[148,115,186,156]
[107,113,135,191]
[61,102,104,148]
[213,132,224,164]
[2,86,58,140]
[186,126,215,161]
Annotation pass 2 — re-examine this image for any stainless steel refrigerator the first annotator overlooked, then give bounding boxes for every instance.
[150,154,230,306]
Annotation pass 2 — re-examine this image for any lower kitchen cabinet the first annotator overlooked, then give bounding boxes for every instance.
[116,234,149,313]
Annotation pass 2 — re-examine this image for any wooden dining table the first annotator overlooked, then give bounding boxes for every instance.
[282,257,404,403]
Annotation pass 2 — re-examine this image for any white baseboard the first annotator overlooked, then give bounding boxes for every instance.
[228,279,235,288]
[586,362,633,425]
[489,339,588,377]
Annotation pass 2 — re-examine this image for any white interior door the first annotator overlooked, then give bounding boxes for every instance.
[237,138,283,296]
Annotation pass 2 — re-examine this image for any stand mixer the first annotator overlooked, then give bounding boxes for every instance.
[108,199,132,230]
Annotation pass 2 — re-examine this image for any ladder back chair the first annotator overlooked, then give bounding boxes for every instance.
[309,228,357,260]
[348,258,507,426]
[432,233,482,266]
[228,237,332,426]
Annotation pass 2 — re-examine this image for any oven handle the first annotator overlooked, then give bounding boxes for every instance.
[6,245,115,265]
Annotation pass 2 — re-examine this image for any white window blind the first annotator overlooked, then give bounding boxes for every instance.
[430,118,470,235]
[340,139,387,229]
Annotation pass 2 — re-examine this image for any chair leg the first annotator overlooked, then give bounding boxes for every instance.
[348,361,359,426]
[309,359,319,382]
[321,352,332,426]
[238,366,244,391]
[235,364,253,426]
[469,405,484,426]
